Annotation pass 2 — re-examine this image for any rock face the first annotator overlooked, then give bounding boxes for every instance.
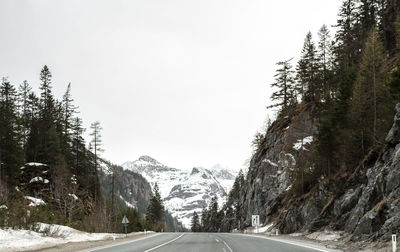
[122,156,235,227]
[235,104,400,241]
[237,106,317,228]
[99,160,153,214]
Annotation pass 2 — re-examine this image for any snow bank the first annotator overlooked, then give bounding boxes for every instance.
[246,223,275,234]
[306,231,344,241]
[0,223,124,251]
[24,196,46,207]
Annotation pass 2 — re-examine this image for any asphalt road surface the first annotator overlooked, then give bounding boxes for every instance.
[82,233,337,252]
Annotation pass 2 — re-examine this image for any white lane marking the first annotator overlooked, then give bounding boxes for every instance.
[236,234,335,252]
[144,233,185,252]
[215,238,220,242]
[80,233,160,252]
[222,240,233,252]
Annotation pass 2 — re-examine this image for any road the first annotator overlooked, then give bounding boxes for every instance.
[82,233,338,252]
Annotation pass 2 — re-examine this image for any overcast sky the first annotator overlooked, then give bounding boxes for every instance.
[0,0,341,171]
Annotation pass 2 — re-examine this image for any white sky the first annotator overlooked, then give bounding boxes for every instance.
[0,0,341,171]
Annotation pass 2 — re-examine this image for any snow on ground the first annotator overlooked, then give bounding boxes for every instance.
[263,159,278,167]
[293,136,313,151]
[119,195,135,209]
[24,196,46,207]
[246,223,275,234]
[68,193,78,200]
[25,162,47,167]
[255,223,275,233]
[306,230,344,241]
[0,223,124,251]
[29,177,49,184]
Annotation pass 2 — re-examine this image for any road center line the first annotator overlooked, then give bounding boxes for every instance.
[222,240,233,252]
[144,233,185,252]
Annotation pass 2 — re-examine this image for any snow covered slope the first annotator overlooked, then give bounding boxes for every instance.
[122,156,236,227]
[209,164,237,193]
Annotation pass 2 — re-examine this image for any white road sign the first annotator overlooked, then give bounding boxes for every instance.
[393,234,397,252]
[122,215,129,224]
[252,215,259,227]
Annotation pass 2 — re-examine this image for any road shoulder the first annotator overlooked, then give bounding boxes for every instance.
[27,232,158,252]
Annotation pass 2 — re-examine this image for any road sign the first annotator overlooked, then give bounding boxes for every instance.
[393,234,397,252]
[122,216,129,237]
[252,215,259,227]
[122,215,129,224]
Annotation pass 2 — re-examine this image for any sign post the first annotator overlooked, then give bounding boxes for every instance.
[393,233,397,252]
[121,215,129,238]
[252,215,259,233]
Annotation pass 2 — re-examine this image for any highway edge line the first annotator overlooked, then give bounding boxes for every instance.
[79,233,161,252]
[144,233,185,252]
[236,233,335,252]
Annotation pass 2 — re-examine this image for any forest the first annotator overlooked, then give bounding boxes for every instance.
[0,66,180,232]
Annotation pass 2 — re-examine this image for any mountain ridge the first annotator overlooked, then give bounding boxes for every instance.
[122,156,236,227]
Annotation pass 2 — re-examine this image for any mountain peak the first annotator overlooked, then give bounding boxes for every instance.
[135,155,164,167]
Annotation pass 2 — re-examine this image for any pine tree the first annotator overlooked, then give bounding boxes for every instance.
[39,65,56,122]
[90,121,103,204]
[191,211,201,232]
[268,58,296,115]
[0,78,21,188]
[17,81,32,155]
[201,207,209,231]
[146,183,165,230]
[335,0,360,65]
[350,27,392,159]
[62,83,78,148]
[31,65,62,165]
[207,196,219,232]
[317,25,335,102]
[71,117,87,178]
[296,32,320,105]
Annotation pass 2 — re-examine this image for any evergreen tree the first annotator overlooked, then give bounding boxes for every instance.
[317,25,335,102]
[335,0,360,65]
[0,79,21,187]
[71,117,88,179]
[296,32,320,105]
[350,27,392,159]
[201,207,209,231]
[190,211,201,232]
[90,121,103,204]
[268,58,296,115]
[146,183,165,230]
[62,83,77,148]
[39,65,56,123]
[30,65,62,165]
[17,81,32,156]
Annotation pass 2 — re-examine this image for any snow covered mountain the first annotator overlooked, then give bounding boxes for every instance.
[122,156,236,227]
[209,164,237,193]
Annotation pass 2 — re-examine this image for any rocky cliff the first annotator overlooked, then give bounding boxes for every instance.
[237,104,400,242]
